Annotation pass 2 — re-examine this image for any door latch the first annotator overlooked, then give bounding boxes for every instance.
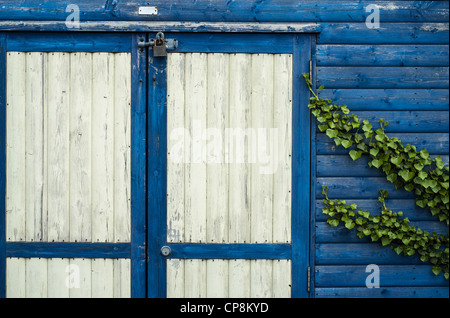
[138,32,178,57]
[160,246,172,257]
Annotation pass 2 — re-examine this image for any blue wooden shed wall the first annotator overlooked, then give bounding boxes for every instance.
[0,0,449,298]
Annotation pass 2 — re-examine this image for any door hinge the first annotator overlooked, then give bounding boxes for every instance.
[309,60,313,80]
[307,266,311,293]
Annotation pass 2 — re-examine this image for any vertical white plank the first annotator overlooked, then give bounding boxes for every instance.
[114,53,131,243]
[273,54,293,243]
[206,259,228,298]
[6,258,26,298]
[47,258,70,298]
[113,259,131,298]
[25,52,47,242]
[250,259,273,298]
[167,259,185,298]
[250,54,274,244]
[6,52,26,242]
[228,259,251,297]
[206,54,229,243]
[228,54,252,243]
[167,53,185,243]
[184,259,207,297]
[92,258,114,298]
[69,258,91,298]
[47,52,70,242]
[69,53,92,243]
[25,258,48,298]
[92,53,115,243]
[272,260,291,298]
[184,53,207,243]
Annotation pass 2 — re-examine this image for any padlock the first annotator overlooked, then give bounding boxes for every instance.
[153,33,167,57]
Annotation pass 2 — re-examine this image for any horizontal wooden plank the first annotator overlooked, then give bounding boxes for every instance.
[315,287,449,298]
[316,177,414,199]
[0,21,320,33]
[318,89,449,111]
[318,23,449,44]
[167,243,292,259]
[315,265,449,287]
[171,33,295,53]
[6,242,131,258]
[317,45,449,67]
[314,110,449,134]
[315,221,448,243]
[7,32,132,52]
[316,243,425,265]
[316,199,444,222]
[316,133,449,155]
[0,1,448,22]
[317,67,449,89]
[317,155,449,177]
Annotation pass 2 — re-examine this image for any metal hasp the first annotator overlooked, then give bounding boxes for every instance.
[137,32,178,57]
[160,246,172,257]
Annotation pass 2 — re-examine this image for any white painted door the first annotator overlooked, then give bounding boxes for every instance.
[165,52,293,297]
[5,51,131,297]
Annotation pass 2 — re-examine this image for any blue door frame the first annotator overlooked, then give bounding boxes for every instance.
[0,31,314,298]
[146,32,314,298]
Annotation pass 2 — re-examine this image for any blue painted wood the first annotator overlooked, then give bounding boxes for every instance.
[315,221,449,243]
[316,243,430,265]
[7,32,131,52]
[0,21,320,33]
[291,34,312,298]
[130,33,148,299]
[317,155,449,177]
[315,265,449,287]
[318,23,449,44]
[317,45,449,67]
[316,177,415,199]
[315,287,449,298]
[309,34,318,298]
[318,89,449,111]
[317,132,449,155]
[0,32,6,299]
[147,48,168,299]
[316,199,446,222]
[317,67,449,89]
[315,111,449,133]
[0,1,447,23]
[6,242,131,258]
[167,244,292,259]
[169,33,295,54]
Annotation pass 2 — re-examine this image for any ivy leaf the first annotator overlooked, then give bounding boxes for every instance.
[399,170,415,182]
[390,157,403,165]
[349,150,363,161]
[341,140,353,149]
[371,159,383,169]
[328,219,339,227]
[387,173,397,183]
[381,237,391,246]
[418,171,428,180]
[326,129,339,138]
[432,266,442,276]
[419,149,430,160]
[369,148,380,157]
[416,199,427,208]
[435,156,445,170]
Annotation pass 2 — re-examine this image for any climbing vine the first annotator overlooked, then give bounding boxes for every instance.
[303,74,449,279]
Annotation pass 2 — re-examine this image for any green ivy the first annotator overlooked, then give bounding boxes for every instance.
[322,186,449,279]
[303,74,449,279]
